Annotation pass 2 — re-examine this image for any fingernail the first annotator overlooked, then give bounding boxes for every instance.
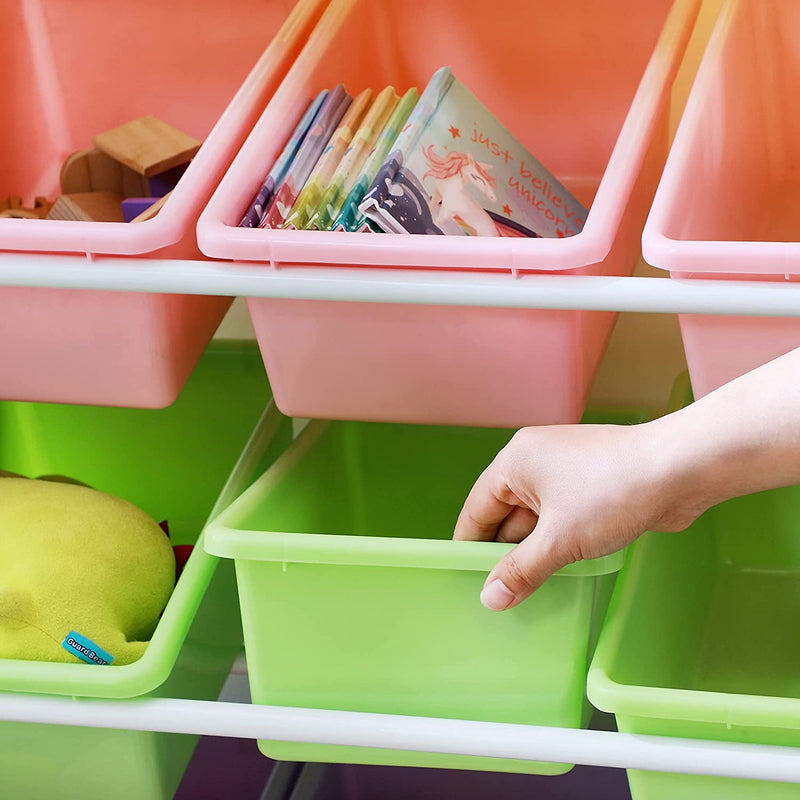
[480,579,515,611]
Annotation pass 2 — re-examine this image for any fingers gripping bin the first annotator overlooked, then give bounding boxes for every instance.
[198,0,700,428]
[0,343,292,800]
[643,0,800,398]
[588,486,800,800]
[0,0,326,408]
[204,413,641,775]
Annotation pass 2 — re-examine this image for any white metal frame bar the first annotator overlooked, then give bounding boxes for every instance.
[1,692,799,783]
[1,253,800,317]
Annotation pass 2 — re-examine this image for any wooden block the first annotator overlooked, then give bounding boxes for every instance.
[33,197,54,218]
[148,162,188,197]
[61,148,150,196]
[92,116,200,177]
[1,196,23,212]
[0,196,53,219]
[60,150,92,194]
[0,208,38,219]
[47,192,125,222]
[130,191,171,223]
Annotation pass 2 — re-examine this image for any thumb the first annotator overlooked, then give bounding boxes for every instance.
[479,519,572,611]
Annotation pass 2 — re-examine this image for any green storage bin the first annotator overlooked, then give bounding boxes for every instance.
[0,341,289,800]
[205,409,648,775]
[588,485,800,799]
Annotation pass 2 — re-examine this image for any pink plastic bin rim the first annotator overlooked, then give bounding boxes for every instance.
[198,0,700,274]
[0,0,326,257]
[643,0,800,277]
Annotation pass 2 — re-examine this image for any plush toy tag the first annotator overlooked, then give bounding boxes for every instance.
[62,631,115,665]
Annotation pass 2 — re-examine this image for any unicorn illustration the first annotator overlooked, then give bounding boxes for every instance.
[423,144,499,236]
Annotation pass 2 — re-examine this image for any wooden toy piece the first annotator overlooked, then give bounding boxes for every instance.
[0,208,38,219]
[130,191,171,223]
[148,162,188,197]
[47,192,126,222]
[60,148,150,197]
[0,196,53,219]
[0,196,23,212]
[92,116,200,177]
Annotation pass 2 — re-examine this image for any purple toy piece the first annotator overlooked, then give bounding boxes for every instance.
[148,162,189,197]
[121,197,159,222]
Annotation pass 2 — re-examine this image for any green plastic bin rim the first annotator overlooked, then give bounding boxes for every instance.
[587,665,800,731]
[0,532,220,699]
[587,539,800,732]
[204,419,624,577]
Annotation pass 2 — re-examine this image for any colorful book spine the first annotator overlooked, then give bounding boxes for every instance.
[332,87,419,233]
[306,86,399,231]
[358,67,588,238]
[281,88,373,230]
[238,91,328,228]
[357,69,451,233]
[260,84,351,229]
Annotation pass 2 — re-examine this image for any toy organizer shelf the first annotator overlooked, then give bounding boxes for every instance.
[1,256,800,791]
[4,0,800,795]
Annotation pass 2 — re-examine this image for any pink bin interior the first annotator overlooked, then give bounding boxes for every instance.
[0,0,324,408]
[2,0,324,259]
[204,0,698,427]
[200,0,699,274]
[642,0,800,397]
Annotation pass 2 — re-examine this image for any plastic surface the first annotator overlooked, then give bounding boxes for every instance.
[286,762,631,800]
[0,0,325,408]
[201,0,699,273]
[588,485,800,799]
[0,341,280,800]
[1,0,324,258]
[642,0,800,396]
[205,409,648,774]
[198,0,698,427]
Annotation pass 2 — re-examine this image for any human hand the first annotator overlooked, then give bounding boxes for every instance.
[453,422,707,611]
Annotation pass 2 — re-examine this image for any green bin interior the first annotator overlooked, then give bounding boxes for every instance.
[206,408,649,775]
[589,485,800,800]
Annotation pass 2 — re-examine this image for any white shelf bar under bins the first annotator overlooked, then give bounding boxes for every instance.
[0,252,800,317]
[0,690,800,784]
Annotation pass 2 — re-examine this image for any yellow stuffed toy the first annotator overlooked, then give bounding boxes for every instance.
[0,476,176,665]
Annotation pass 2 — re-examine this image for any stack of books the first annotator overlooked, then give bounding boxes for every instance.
[240,67,588,239]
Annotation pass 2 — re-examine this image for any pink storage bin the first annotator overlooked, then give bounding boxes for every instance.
[643,0,800,398]
[199,0,699,427]
[0,0,325,407]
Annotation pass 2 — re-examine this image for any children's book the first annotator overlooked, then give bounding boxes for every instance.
[281,88,373,230]
[238,90,327,228]
[306,86,399,231]
[260,84,351,229]
[332,87,419,233]
[358,67,588,238]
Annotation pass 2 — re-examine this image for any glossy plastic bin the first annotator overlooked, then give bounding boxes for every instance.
[588,485,800,800]
[0,0,325,408]
[287,761,631,800]
[198,0,700,427]
[643,0,800,397]
[0,342,290,800]
[204,408,651,774]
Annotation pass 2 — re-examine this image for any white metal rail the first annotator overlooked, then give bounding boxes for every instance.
[1,253,800,317]
[1,691,799,783]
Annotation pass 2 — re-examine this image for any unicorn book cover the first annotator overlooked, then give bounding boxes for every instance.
[358,67,588,238]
